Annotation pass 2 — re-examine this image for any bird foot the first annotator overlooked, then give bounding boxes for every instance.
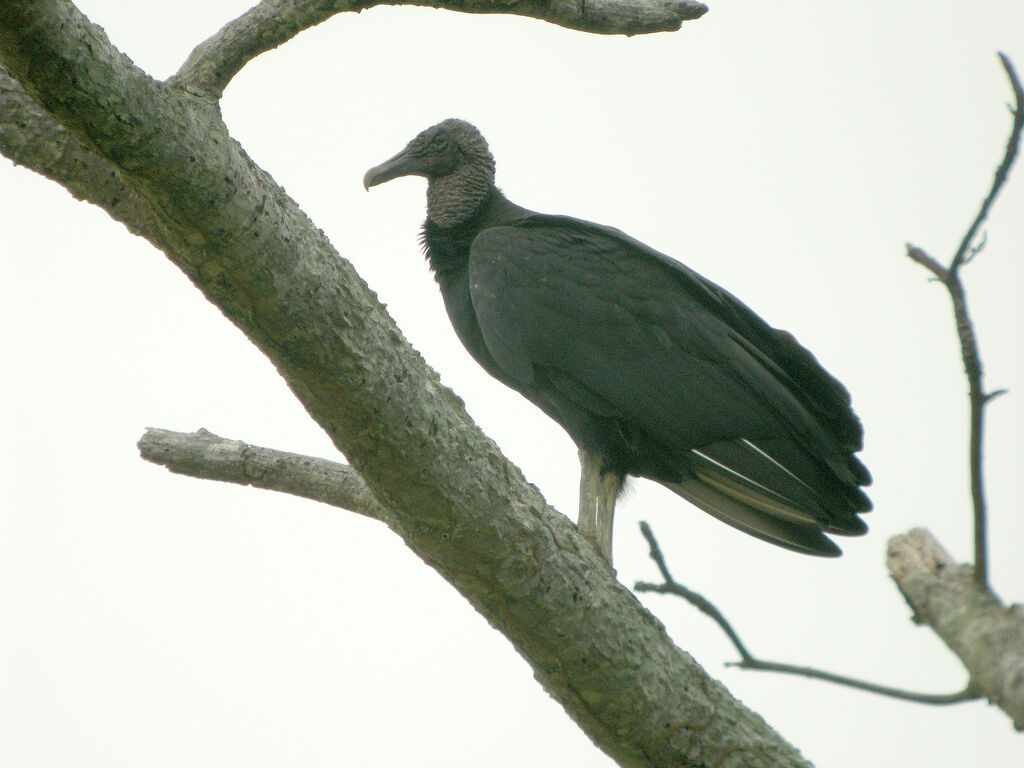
[577,527,617,574]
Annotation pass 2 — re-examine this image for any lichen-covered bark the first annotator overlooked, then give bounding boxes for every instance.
[888,529,1024,730]
[0,2,814,766]
[137,428,395,524]
[172,0,708,99]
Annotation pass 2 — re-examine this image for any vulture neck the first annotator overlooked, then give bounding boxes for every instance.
[426,161,494,227]
[422,185,529,277]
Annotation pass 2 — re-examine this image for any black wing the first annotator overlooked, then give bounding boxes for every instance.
[468,214,870,554]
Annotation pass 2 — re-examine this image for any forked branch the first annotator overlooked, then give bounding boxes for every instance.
[904,52,1023,588]
[634,523,978,707]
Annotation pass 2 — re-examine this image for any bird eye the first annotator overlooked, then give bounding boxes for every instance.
[430,134,449,151]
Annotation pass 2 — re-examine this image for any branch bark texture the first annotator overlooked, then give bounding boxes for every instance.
[0,3,817,767]
[887,529,1024,729]
[138,428,393,523]
[173,0,707,97]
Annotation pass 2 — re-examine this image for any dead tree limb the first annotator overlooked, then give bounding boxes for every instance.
[172,0,708,98]
[138,428,393,523]
[888,529,1024,729]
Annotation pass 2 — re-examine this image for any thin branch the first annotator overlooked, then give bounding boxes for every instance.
[635,521,755,662]
[963,229,987,265]
[138,428,392,523]
[903,52,1023,589]
[635,522,979,706]
[172,0,708,97]
[951,53,1024,271]
[904,243,948,280]
[725,659,977,706]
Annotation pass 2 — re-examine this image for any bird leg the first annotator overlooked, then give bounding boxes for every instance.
[596,469,623,566]
[578,450,623,565]
[578,449,601,549]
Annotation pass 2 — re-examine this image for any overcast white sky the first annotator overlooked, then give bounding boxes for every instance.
[3,1,1023,766]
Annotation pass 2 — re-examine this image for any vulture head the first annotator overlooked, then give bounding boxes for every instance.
[363,119,496,226]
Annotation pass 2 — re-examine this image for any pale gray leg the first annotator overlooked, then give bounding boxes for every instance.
[578,449,601,550]
[596,469,623,565]
[578,449,622,566]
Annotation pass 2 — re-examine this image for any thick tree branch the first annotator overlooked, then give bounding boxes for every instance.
[888,529,1024,729]
[904,52,1023,589]
[635,523,978,707]
[173,0,708,98]
[172,0,346,98]
[0,3,809,766]
[0,66,183,250]
[138,428,392,523]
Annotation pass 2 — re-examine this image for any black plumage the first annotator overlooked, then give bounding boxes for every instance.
[364,119,871,564]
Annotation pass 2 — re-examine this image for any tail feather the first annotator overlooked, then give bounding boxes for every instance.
[692,441,829,522]
[695,438,869,535]
[663,437,871,555]
[667,477,841,557]
[751,437,872,513]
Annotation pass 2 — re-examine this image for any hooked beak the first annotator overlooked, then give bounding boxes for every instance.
[363,146,421,190]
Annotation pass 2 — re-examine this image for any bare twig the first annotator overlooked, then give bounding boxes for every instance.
[951,53,1024,271]
[904,52,1023,589]
[172,0,708,97]
[726,660,977,706]
[138,427,393,523]
[635,521,755,662]
[635,522,979,706]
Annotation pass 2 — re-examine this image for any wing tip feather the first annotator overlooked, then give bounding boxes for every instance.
[667,477,845,557]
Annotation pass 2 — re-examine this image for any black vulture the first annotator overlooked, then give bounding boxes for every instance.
[364,119,871,565]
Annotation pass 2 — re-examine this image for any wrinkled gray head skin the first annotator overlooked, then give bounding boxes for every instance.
[364,119,497,227]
